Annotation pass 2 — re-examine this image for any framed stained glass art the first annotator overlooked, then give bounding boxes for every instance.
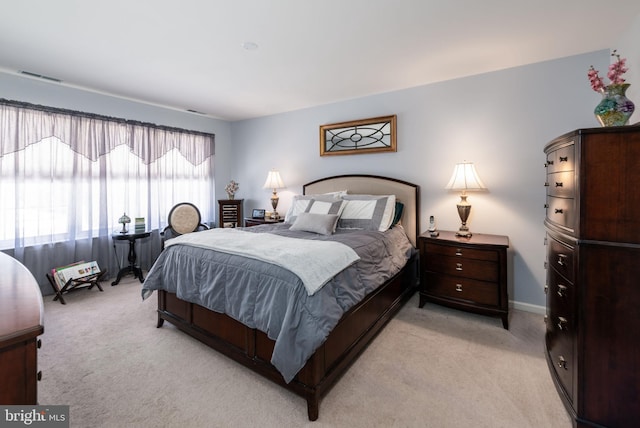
[319,115,397,156]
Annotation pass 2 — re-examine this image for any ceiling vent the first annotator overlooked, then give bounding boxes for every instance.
[19,70,62,83]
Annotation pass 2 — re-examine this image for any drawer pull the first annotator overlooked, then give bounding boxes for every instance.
[559,156,568,162]
[37,339,42,349]
[544,203,549,209]
[544,182,550,187]
[455,283,463,292]
[455,263,463,271]
[554,208,564,214]
[547,160,554,165]
[557,356,567,370]
[544,285,549,294]
[557,316,568,330]
[557,284,567,297]
[557,254,567,266]
[455,249,463,256]
[37,371,43,381]
[555,182,563,187]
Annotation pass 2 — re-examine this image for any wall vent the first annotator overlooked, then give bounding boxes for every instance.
[19,70,62,83]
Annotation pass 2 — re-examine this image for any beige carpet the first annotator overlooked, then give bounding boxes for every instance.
[38,275,572,428]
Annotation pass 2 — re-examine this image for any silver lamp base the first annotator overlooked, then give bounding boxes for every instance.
[455,194,472,238]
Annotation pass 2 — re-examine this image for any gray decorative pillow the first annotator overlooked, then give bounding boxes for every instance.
[337,194,396,232]
[289,212,340,235]
[284,195,345,224]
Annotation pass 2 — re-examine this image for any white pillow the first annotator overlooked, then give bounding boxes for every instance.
[337,194,396,232]
[289,212,339,235]
[284,195,345,224]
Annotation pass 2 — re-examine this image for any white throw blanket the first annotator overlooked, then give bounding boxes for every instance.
[164,228,361,296]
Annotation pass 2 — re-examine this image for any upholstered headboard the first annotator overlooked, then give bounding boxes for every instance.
[303,174,420,246]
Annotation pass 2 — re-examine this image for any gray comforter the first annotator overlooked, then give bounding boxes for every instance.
[142,223,415,383]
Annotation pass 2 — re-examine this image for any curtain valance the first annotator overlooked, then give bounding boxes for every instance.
[0,99,215,165]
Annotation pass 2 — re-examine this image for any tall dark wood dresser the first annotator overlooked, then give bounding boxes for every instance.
[543,124,640,427]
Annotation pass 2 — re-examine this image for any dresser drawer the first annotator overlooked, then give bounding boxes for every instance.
[425,272,499,306]
[546,171,575,198]
[425,253,498,282]
[545,196,575,232]
[547,235,575,283]
[546,143,575,173]
[423,242,498,262]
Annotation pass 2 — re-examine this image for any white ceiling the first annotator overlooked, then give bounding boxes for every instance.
[1,1,639,121]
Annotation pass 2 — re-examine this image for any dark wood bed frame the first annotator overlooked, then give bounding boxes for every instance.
[155,175,420,421]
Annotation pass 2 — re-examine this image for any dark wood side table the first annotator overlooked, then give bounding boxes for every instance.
[418,230,510,329]
[111,230,151,285]
[244,217,285,227]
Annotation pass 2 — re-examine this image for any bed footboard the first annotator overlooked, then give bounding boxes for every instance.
[155,253,418,421]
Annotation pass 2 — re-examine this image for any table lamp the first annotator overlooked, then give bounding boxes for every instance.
[445,162,486,237]
[263,170,285,219]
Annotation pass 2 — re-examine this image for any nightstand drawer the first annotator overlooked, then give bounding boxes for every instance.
[425,272,499,306]
[425,254,498,282]
[423,242,498,262]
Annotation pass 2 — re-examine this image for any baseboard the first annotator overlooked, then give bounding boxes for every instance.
[510,300,546,315]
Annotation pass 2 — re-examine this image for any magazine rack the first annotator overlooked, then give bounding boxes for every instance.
[46,270,106,305]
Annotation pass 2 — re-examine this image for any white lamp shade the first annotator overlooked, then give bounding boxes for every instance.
[445,162,486,191]
[263,170,285,189]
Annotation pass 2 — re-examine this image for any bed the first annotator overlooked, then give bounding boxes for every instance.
[142,174,420,420]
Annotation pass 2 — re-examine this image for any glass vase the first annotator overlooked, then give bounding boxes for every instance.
[594,83,635,127]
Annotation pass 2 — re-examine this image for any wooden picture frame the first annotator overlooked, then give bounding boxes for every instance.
[319,115,397,156]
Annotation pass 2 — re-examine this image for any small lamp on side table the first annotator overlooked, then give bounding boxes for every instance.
[263,170,285,219]
[445,161,486,237]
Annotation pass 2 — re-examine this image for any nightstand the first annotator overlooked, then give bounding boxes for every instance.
[244,217,285,227]
[418,230,510,329]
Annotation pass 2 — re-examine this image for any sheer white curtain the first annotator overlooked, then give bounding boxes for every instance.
[0,100,215,294]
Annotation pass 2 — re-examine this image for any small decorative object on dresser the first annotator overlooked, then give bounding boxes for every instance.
[418,230,509,329]
[543,124,640,427]
[587,49,635,126]
[224,180,239,200]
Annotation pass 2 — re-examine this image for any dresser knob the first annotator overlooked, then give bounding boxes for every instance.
[557,316,568,330]
[557,284,567,297]
[557,254,567,266]
[544,285,549,294]
[455,249,463,256]
[37,371,42,381]
[557,356,567,370]
[455,284,463,292]
[455,263,463,271]
[544,203,549,209]
[544,182,550,187]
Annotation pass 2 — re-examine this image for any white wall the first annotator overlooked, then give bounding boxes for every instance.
[617,13,640,124]
[230,50,612,311]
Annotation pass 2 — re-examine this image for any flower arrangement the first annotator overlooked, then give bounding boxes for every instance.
[225,180,239,196]
[587,49,628,92]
